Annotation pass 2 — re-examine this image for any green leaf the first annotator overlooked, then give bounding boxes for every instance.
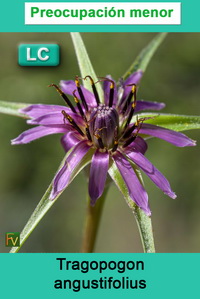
[10,148,94,253]
[108,160,155,253]
[71,33,104,102]
[0,100,28,118]
[136,113,200,132]
[122,33,167,80]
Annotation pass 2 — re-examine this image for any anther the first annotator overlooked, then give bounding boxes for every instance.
[122,135,137,148]
[111,127,119,152]
[97,77,115,107]
[84,75,100,105]
[62,110,84,136]
[49,84,76,114]
[75,76,88,112]
[94,133,104,149]
[112,140,118,152]
[123,123,136,139]
[72,90,85,118]
[122,84,136,114]
[122,117,144,148]
[109,82,114,107]
[85,125,92,142]
[123,101,136,131]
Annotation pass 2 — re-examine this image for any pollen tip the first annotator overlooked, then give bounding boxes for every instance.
[59,80,65,86]
[11,139,19,145]
[137,69,143,75]
[186,139,197,147]
[166,191,177,199]
[191,139,197,146]
[19,108,25,113]
[158,102,166,109]
[49,191,56,201]
[89,196,98,207]
[27,119,34,124]
[90,201,95,207]
[171,192,177,199]
[144,209,152,217]
[19,107,30,114]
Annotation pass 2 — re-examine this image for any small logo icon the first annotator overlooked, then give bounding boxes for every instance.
[5,232,20,247]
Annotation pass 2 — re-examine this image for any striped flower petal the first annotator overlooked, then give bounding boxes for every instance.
[135,100,165,112]
[125,149,176,199]
[89,150,109,205]
[113,151,151,216]
[125,136,148,155]
[139,123,196,147]
[20,104,68,118]
[50,141,90,199]
[11,125,69,145]
[61,131,82,152]
[27,111,83,126]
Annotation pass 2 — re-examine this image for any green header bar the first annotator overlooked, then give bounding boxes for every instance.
[0,0,200,32]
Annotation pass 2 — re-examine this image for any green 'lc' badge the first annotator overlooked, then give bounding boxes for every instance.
[18,44,60,66]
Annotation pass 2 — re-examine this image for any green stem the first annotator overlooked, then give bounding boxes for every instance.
[80,187,108,253]
[134,206,155,253]
[108,162,155,253]
[133,168,156,253]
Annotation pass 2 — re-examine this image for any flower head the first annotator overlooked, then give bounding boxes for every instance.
[12,71,196,215]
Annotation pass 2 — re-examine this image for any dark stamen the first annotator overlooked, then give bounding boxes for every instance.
[122,135,137,148]
[62,110,84,136]
[123,123,136,139]
[94,131,104,149]
[122,84,136,114]
[97,77,115,107]
[49,84,76,114]
[109,82,114,107]
[84,76,100,105]
[75,76,88,112]
[122,118,144,148]
[112,140,118,152]
[123,102,136,131]
[112,126,119,152]
[72,90,92,141]
[72,90,85,118]
[85,125,92,141]
[97,137,104,149]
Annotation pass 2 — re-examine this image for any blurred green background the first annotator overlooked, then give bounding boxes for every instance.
[0,33,200,253]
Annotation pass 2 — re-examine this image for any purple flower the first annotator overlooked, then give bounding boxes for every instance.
[11,71,196,216]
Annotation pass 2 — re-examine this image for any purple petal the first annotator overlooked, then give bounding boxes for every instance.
[125,150,176,199]
[50,141,90,199]
[60,80,96,107]
[20,104,68,118]
[122,70,143,101]
[112,151,151,216]
[89,150,109,205]
[125,136,148,155]
[11,125,68,145]
[27,111,83,126]
[135,100,165,112]
[103,75,118,106]
[61,131,81,152]
[139,124,196,147]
